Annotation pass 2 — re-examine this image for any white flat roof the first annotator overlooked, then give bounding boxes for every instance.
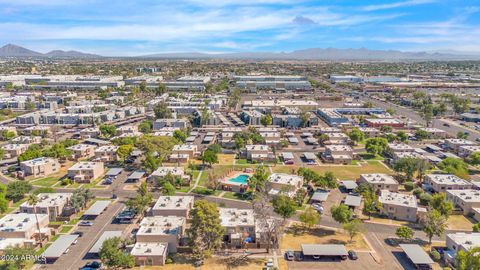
[89,231,122,254]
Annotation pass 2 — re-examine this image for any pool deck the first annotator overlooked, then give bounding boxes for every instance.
[221,171,252,186]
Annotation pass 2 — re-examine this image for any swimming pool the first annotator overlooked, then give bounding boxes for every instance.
[227,174,249,185]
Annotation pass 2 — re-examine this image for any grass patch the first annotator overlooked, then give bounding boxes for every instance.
[60,225,73,233]
[192,187,221,196]
[236,158,248,165]
[358,153,385,161]
[31,177,60,187]
[218,154,235,165]
[222,191,251,201]
[177,186,191,193]
[447,215,474,231]
[272,161,391,180]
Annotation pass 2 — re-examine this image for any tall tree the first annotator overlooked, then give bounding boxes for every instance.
[331,204,353,224]
[422,209,447,244]
[99,237,135,268]
[27,194,43,247]
[272,195,297,221]
[299,207,320,230]
[456,246,480,270]
[253,194,284,253]
[343,219,364,243]
[188,200,225,260]
[429,193,453,218]
[395,226,414,241]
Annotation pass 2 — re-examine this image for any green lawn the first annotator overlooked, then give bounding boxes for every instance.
[60,225,73,233]
[31,177,60,187]
[192,187,221,196]
[358,153,385,161]
[272,161,392,180]
[222,191,251,201]
[236,159,248,165]
[177,186,191,193]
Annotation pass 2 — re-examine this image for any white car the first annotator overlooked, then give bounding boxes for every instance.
[311,203,324,213]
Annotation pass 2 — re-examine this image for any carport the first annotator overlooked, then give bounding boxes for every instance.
[303,152,317,163]
[399,244,434,269]
[344,195,362,209]
[310,189,330,204]
[341,180,358,192]
[301,244,348,259]
[281,152,295,164]
[106,168,123,178]
[89,231,123,255]
[127,170,145,182]
[42,234,79,263]
[83,200,111,218]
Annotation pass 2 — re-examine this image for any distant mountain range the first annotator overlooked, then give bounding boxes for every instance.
[0,44,101,58]
[2,43,480,61]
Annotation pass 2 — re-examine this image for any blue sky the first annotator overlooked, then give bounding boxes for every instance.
[1,0,479,56]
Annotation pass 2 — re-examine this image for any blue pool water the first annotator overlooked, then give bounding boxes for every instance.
[228,174,249,185]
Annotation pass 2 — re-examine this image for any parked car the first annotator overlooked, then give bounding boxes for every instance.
[285,250,294,261]
[348,250,358,260]
[443,123,450,127]
[266,259,274,267]
[72,231,84,237]
[311,203,324,213]
[79,221,94,226]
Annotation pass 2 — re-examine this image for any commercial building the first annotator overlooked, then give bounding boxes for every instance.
[20,157,60,178]
[316,109,349,127]
[24,75,124,90]
[163,76,210,91]
[379,190,421,222]
[359,174,399,192]
[20,193,72,221]
[446,189,480,215]
[424,174,472,193]
[234,75,312,92]
[267,173,304,198]
[330,75,363,83]
[364,118,404,128]
[150,196,194,218]
[67,161,105,183]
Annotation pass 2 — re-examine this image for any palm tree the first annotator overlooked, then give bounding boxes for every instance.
[27,194,43,247]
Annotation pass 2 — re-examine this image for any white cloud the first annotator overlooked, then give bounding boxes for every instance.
[362,0,435,11]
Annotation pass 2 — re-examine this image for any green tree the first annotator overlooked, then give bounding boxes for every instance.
[173,129,187,143]
[456,246,480,270]
[380,125,392,133]
[393,157,420,182]
[99,237,135,269]
[395,226,414,241]
[161,181,176,195]
[155,83,166,96]
[415,129,429,140]
[429,193,453,218]
[299,207,321,230]
[348,128,365,145]
[116,144,133,161]
[201,149,219,167]
[343,219,364,243]
[188,200,225,259]
[260,114,273,127]
[422,209,447,244]
[138,120,153,133]
[153,101,173,119]
[6,181,32,202]
[469,152,480,166]
[142,152,160,174]
[365,137,388,157]
[438,157,469,179]
[248,166,269,193]
[99,124,117,138]
[396,131,408,142]
[2,246,36,269]
[228,88,242,109]
[473,223,480,232]
[331,204,353,224]
[272,195,297,221]
[457,131,469,139]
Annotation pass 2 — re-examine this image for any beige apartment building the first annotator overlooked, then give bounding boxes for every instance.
[80,127,100,139]
[67,161,105,183]
[94,145,119,162]
[424,174,472,193]
[322,145,354,164]
[0,213,51,246]
[446,189,480,215]
[245,144,273,162]
[20,157,60,178]
[136,216,186,253]
[150,196,194,218]
[170,144,198,163]
[67,144,96,159]
[1,144,29,158]
[20,193,72,221]
[267,173,304,198]
[131,242,168,266]
[219,208,257,248]
[359,174,399,192]
[379,190,421,222]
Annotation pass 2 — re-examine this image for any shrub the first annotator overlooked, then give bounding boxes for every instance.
[413,188,424,198]
[404,182,415,191]
[430,250,441,262]
[419,193,433,205]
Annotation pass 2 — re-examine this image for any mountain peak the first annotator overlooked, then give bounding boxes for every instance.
[0,43,43,57]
